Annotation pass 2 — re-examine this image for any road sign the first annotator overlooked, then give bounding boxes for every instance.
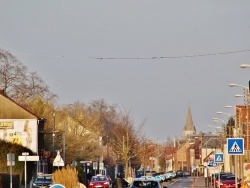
[214,153,224,163]
[93,162,98,170]
[53,151,64,167]
[227,138,244,155]
[51,184,66,188]
[208,161,218,167]
[18,156,39,161]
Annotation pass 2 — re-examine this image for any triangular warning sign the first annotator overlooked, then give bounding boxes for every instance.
[216,155,222,161]
[53,151,65,167]
[229,141,242,152]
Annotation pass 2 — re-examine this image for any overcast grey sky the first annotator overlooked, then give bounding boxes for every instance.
[1,1,250,141]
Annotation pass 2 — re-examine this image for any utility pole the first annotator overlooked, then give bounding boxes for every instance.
[53,113,56,158]
[246,88,250,162]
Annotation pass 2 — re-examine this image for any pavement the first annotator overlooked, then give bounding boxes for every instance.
[192,176,212,188]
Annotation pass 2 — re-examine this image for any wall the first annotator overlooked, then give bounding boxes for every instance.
[0,119,38,153]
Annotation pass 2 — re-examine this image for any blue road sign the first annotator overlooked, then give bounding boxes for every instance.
[227,138,244,155]
[214,153,224,163]
[208,161,218,167]
[50,184,66,188]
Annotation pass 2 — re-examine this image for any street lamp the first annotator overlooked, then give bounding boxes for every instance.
[229,83,249,89]
[225,105,244,180]
[229,83,250,162]
[208,125,223,134]
[216,111,231,117]
[212,118,226,123]
[208,125,223,129]
[240,64,250,68]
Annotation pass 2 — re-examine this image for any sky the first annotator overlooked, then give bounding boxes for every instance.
[1,1,250,142]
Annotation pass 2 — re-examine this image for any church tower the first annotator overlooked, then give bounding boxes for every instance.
[183,105,196,138]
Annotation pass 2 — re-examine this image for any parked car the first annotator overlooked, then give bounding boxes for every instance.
[211,172,233,186]
[163,173,172,181]
[154,175,162,182]
[166,171,176,179]
[215,175,241,188]
[130,178,167,188]
[175,170,184,178]
[32,173,53,188]
[89,174,110,188]
[183,171,191,176]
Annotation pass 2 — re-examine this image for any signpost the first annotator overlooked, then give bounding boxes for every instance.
[227,138,244,188]
[7,153,15,188]
[53,151,65,169]
[18,153,39,188]
[80,161,92,186]
[214,153,224,187]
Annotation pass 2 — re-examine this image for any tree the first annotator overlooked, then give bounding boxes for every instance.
[59,102,104,164]
[0,49,27,96]
[111,112,144,179]
[0,49,57,105]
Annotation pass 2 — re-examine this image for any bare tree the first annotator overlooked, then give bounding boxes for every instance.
[0,49,27,95]
[111,112,144,179]
[0,49,57,105]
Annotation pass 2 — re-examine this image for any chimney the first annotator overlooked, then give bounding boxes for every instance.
[0,87,4,95]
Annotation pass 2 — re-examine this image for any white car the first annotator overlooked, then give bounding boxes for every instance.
[140,176,155,180]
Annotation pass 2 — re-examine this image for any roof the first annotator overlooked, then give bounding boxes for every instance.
[183,105,196,138]
[0,91,38,119]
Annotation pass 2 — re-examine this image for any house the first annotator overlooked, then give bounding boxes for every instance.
[0,89,46,157]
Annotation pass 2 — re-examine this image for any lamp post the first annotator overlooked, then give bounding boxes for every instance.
[53,113,55,158]
[229,83,250,162]
[225,105,244,179]
[207,125,223,131]
[240,64,250,68]
[216,111,231,117]
[212,118,227,150]
[217,111,234,138]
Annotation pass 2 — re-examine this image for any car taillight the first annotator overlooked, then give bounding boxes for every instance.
[90,183,93,186]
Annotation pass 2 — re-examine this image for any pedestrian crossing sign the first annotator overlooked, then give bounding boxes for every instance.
[227,138,244,155]
[214,153,224,163]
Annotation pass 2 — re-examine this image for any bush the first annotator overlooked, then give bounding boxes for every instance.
[53,165,79,188]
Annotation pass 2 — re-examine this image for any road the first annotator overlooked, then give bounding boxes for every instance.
[161,177,194,188]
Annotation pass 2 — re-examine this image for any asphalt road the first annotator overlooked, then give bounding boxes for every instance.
[161,177,194,188]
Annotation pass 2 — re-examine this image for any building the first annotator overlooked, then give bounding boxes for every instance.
[183,105,196,138]
[0,89,46,161]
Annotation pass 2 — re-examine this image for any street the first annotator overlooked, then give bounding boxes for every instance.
[161,177,202,188]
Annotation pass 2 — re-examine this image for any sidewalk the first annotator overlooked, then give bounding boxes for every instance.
[192,176,212,188]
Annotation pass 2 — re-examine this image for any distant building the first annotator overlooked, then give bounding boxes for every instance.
[183,105,196,138]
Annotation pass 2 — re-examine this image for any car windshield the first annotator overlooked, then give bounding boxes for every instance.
[227,176,235,180]
[91,176,107,182]
[35,175,52,182]
[133,181,159,188]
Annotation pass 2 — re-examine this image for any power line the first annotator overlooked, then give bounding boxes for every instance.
[15,49,250,60]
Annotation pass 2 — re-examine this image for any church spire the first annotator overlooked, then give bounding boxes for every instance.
[183,105,196,138]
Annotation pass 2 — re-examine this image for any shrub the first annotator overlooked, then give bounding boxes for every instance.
[53,165,79,188]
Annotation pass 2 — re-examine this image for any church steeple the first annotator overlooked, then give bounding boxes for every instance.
[183,105,196,138]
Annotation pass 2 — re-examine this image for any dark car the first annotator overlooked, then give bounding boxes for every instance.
[175,170,184,178]
[89,175,110,188]
[32,174,53,188]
